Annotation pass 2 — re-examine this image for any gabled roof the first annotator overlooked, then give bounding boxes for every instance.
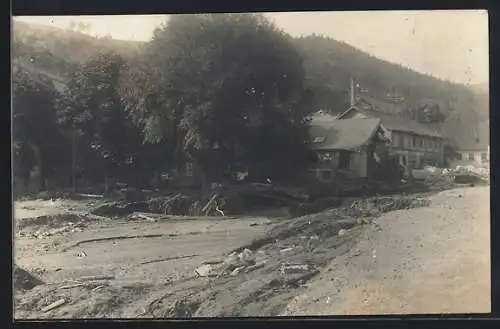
[337,105,442,139]
[309,118,382,151]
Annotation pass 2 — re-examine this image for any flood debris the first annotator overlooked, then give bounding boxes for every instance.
[245,261,267,273]
[238,249,256,266]
[280,264,312,275]
[195,264,216,278]
[230,267,245,276]
[75,251,88,258]
[77,275,115,282]
[41,298,67,313]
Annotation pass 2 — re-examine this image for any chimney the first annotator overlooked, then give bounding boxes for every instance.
[349,77,356,107]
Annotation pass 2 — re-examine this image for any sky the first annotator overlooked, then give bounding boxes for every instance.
[14,10,489,85]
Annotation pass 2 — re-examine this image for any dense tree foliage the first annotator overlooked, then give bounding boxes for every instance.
[12,63,69,188]
[121,14,314,187]
[56,52,141,184]
[11,18,488,196]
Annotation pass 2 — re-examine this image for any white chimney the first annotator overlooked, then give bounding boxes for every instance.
[349,77,356,107]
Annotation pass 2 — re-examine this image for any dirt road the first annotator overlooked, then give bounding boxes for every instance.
[14,214,274,286]
[282,186,491,315]
[13,186,489,318]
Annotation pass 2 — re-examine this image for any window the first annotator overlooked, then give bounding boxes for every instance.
[481,153,488,161]
[393,133,404,148]
[338,151,350,169]
[456,153,462,160]
[412,136,417,148]
[401,155,407,166]
[318,152,333,162]
[420,137,425,148]
[468,153,474,161]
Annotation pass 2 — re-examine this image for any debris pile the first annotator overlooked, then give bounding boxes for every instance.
[195,248,263,278]
[147,194,197,215]
[27,221,87,239]
[452,165,489,185]
[16,212,92,233]
[343,195,431,217]
[90,201,148,217]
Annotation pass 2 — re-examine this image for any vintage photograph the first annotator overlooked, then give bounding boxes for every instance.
[12,10,490,318]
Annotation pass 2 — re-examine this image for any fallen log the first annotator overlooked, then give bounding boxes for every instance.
[132,213,158,222]
[77,275,115,281]
[41,298,67,312]
[60,283,85,289]
[60,234,167,251]
[77,193,104,199]
[130,212,239,221]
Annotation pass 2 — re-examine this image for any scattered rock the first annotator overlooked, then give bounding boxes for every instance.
[230,266,245,276]
[223,253,239,266]
[280,264,311,275]
[238,248,256,266]
[195,264,215,277]
[245,261,267,273]
[338,229,347,237]
[75,251,87,258]
[353,249,361,256]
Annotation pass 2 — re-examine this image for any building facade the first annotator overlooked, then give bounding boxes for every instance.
[452,146,489,169]
[336,106,445,174]
[308,114,389,182]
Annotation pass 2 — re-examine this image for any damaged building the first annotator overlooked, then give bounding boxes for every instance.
[308,113,391,181]
[334,78,445,175]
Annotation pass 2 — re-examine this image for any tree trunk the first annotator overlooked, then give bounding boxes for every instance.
[194,160,211,197]
[31,143,44,191]
[104,173,109,194]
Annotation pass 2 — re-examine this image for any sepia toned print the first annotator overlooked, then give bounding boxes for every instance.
[12,10,489,318]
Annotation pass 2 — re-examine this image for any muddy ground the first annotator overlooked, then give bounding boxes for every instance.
[13,192,440,319]
[283,186,490,315]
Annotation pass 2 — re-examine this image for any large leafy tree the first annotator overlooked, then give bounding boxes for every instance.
[121,14,314,190]
[57,52,139,185]
[12,63,68,189]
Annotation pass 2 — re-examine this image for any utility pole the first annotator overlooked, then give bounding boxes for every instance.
[349,77,356,107]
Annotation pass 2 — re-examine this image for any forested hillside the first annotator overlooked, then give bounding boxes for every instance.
[12,19,489,149]
[294,35,489,147]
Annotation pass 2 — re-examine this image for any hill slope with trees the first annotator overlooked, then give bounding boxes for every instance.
[11,17,489,193]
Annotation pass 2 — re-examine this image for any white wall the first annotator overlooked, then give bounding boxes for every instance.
[452,150,489,168]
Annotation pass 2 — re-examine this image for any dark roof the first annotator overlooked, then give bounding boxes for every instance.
[309,117,381,151]
[337,106,442,138]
